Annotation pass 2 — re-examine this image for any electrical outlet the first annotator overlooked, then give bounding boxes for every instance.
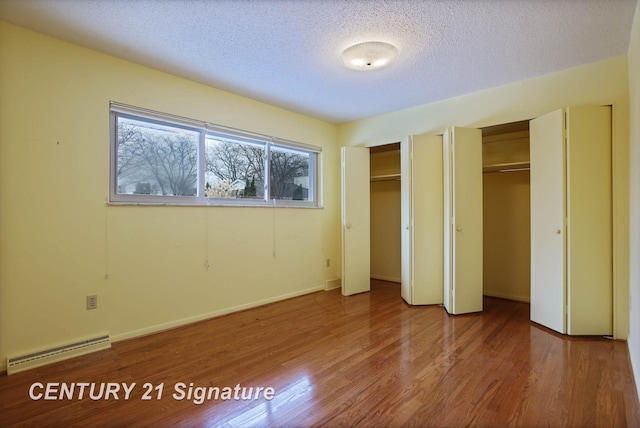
[87,295,97,310]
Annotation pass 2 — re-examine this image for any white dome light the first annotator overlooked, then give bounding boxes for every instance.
[341,41,399,71]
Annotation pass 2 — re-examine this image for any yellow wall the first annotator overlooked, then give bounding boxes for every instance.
[627,1,640,396]
[482,171,531,302]
[0,22,341,371]
[370,181,401,282]
[339,55,630,340]
[370,150,401,282]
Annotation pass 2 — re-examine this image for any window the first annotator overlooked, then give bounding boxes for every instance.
[204,133,265,200]
[270,145,313,201]
[116,117,199,197]
[110,103,321,207]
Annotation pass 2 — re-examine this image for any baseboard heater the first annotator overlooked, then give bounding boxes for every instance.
[7,335,111,375]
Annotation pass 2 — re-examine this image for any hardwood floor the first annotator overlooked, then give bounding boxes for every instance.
[1,280,638,427]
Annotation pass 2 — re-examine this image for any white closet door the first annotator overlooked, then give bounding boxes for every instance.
[443,130,452,313]
[412,134,444,305]
[566,106,612,335]
[443,127,483,314]
[400,137,413,304]
[341,147,370,296]
[530,109,566,333]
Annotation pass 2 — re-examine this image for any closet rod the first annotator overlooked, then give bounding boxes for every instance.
[482,167,530,174]
[370,174,401,182]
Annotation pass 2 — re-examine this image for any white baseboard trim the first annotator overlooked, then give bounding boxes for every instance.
[629,337,640,402]
[325,278,341,290]
[483,290,530,303]
[371,274,401,283]
[111,285,324,343]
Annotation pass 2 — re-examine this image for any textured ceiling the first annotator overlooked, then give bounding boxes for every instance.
[0,0,637,124]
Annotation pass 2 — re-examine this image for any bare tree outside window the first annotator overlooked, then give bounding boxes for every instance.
[205,137,265,198]
[117,118,198,196]
[270,146,310,201]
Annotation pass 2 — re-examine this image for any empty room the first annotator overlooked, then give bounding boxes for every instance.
[1,0,640,426]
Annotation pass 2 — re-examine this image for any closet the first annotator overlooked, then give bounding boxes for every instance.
[342,140,440,302]
[482,121,531,303]
[342,105,612,336]
[356,126,531,310]
[530,106,612,336]
[367,135,444,306]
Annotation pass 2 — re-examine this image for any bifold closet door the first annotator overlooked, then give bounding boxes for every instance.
[530,109,566,334]
[401,137,412,303]
[400,134,444,305]
[530,106,612,335]
[341,147,370,296]
[566,106,612,335]
[443,127,483,315]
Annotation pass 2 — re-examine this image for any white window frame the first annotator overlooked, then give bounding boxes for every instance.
[109,102,322,208]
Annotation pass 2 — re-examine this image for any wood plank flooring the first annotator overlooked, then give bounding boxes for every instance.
[1,280,638,427]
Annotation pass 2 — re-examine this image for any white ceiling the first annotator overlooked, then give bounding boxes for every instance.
[0,0,637,124]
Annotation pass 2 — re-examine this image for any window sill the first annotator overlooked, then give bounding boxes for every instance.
[107,200,322,209]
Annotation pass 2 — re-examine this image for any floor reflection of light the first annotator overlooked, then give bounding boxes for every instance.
[210,374,314,428]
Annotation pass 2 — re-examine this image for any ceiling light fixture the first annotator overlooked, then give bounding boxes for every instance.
[341,41,398,71]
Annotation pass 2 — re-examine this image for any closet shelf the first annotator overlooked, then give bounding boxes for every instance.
[370,173,401,182]
[483,161,530,173]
